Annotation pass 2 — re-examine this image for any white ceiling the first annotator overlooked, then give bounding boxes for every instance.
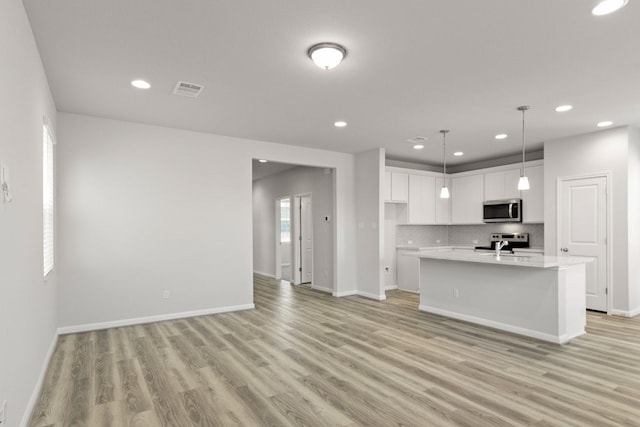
[23,0,640,166]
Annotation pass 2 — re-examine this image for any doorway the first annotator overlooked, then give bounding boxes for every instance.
[558,174,610,312]
[276,196,292,281]
[294,194,313,285]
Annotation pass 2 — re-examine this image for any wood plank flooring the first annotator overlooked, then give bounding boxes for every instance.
[29,274,640,426]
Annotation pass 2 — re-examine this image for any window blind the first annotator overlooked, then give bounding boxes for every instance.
[43,124,54,278]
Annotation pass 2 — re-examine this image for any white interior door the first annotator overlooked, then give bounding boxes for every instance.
[277,197,292,281]
[559,176,608,311]
[300,196,313,284]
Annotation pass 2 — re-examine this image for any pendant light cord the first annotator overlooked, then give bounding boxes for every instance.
[517,106,529,177]
[440,129,449,179]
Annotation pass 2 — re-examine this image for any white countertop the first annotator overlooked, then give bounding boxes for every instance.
[411,249,592,268]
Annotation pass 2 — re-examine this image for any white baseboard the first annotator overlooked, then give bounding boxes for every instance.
[21,332,59,427]
[333,290,358,297]
[419,305,583,344]
[611,308,640,317]
[311,285,333,294]
[357,291,387,301]
[57,303,255,335]
[253,270,275,279]
[384,285,398,291]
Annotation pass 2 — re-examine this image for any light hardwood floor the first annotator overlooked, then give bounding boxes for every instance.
[29,274,640,426]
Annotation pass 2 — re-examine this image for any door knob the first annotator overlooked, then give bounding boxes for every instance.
[560,248,569,253]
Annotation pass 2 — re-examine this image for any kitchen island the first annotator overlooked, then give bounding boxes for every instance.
[414,250,592,344]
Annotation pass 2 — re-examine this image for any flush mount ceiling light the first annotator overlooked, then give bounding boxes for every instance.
[495,134,508,140]
[413,144,424,150]
[597,120,613,127]
[453,151,464,156]
[555,104,573,112]
[258,159,268,163]
[439,130,450,199]
[334,121,347,127]
[131,79,151,89]
[308,43,347,70]
[592,0,629,15]
[517,106,530,191]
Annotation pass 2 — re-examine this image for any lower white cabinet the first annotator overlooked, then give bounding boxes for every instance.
[397,249,420,292]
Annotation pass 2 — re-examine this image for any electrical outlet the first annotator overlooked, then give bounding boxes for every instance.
[472,239,479,245]
[162,290,170,299]
[436,239,441,244]
[408,240,413,244]
[0,399,7,425]
[453,288,459,298]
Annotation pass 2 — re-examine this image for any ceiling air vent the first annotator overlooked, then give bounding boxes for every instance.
[173,81,205,98]
[406,136,428,144]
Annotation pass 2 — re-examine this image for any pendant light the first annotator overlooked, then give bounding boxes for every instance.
[439,130,450,199]
[517,106,530,191]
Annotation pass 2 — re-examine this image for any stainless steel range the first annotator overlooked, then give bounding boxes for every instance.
[474,233,529,254]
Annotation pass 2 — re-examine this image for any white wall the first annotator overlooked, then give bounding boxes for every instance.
[627,127,640,314]
[544,127,630,312]
[57,113,358,328]
[355,149,385,299]
[0,1,58,425]
[252,166,335,291]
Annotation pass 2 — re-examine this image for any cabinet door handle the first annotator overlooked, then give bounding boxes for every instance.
[560,247,569,253]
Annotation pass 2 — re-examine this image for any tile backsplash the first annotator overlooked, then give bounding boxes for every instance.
[397,223,544,248]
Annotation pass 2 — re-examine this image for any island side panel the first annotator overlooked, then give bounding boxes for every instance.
[418,258,572,343]
[557,263,587,342]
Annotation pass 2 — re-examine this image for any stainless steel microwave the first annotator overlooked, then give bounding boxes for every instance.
[483,199,522,223]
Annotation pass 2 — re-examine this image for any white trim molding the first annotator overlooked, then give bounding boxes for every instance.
[57,304,255,335]
[357,291,387,301]
[611,308,640,318]
[310,285,333,294]
[333,290,358,297]
[419,305,585,344]
[21,333,59,427]
[253,270,275,279]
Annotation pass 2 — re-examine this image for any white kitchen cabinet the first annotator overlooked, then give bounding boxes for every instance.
[385,171,408,202]
[484,168,521,201]
[451,174,484,224]
[435,177,451,224]
[408,174,436,224]
[522,164,544,223]
[397,249,420,292]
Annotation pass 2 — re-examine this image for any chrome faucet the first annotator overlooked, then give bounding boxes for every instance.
[495,240,509,259]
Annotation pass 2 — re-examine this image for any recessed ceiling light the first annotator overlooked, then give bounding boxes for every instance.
[592,0,628,15]
[308,43,347,70]
[413,144,424,150]
[453,151,464,156]
[259,159,268,163]
[495,134,508,140]
[334,121,347,128]
[555,105,573,112]
[597,121,613,127]
[131,79,151,89]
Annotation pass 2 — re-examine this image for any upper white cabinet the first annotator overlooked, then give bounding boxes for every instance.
[385,171,408,203]
[386,160,543,224]
[451,174,484,224]
[408,174,436,224]
[484,169,521,201]
[435,177,451,224]
[522,164,544,223]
